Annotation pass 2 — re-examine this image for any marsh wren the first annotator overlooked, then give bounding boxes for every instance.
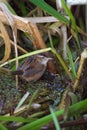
[12,54,52,82]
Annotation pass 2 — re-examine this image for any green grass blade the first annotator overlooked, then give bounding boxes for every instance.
[0,124,8,130]
[19,1,27,16]
[15,92,30,110]
[0,116,33,123]
[67,45,76,79]
[50,107,61,130]
[0,48,52,67]
[3,1,16,14]
[51,48,73,80]
[16,99,87,130]
[27,89,39,109]
[61,0,81,49]
[29,0,69,24]
[16,109,63,130]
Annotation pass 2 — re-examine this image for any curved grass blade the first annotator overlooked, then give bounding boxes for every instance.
[51,48,73,80]
[0,48,52,67]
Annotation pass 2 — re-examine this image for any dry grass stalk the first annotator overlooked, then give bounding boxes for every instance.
[0,21,11,64]
[73,48,87,91]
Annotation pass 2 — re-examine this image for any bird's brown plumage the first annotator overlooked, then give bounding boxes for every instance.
[12,55,52,82]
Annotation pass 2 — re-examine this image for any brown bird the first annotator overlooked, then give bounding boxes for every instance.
[12,54,52,82]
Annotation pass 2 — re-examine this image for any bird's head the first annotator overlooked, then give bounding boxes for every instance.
[36,55,52,65]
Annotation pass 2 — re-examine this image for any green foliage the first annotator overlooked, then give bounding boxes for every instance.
[3,1,16,14]
[0,1,86,130]
[16,99,87,130]
[0,116,33,122]
[61,0,81,49]
[0,124,8,130]
[0,98,86,130]
[19,1,28,16]
[29,0,69,24]
[50,107,61,130]
[67,45,76,79]
[30,0,81,49]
